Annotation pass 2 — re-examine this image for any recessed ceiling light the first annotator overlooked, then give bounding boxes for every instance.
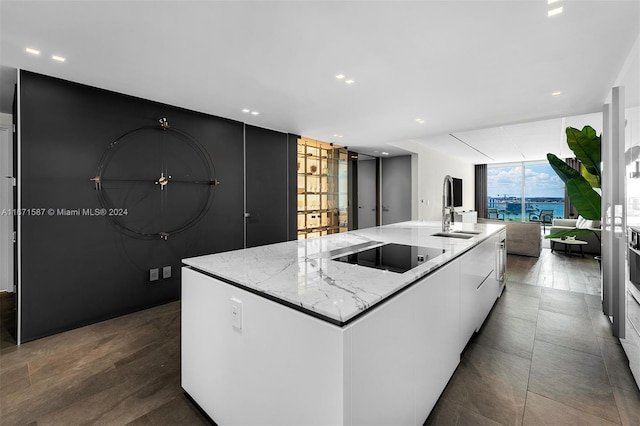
[335,74,345,80]
[25,47,40,55]
[381,152,389,156]
[251,111,259,115]
[416,118,425,124]
[547,0,560,4]
[548,6,563,16]
[552,91,562,96]
[345,79,355,85]
[52,55,66,62]
[333,134,344,138]
[242,109,250,113]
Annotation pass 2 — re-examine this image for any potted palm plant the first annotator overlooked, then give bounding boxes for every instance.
[546,125,602,241]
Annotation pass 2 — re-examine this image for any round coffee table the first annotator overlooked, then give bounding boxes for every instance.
[550,238,588,257]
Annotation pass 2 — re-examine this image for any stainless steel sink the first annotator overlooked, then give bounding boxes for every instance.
[452,230,481,235]
[431,232,474,239]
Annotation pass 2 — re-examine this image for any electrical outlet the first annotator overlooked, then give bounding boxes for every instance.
[230,298,242,330]
[149,268,159,281]
[162,266,171,279]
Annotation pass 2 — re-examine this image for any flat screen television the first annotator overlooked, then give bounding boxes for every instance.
[447,177,463,207]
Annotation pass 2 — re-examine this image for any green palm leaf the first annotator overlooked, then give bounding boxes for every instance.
[547,153,580,183]
[566,126,601,186]
[566,177,601,220]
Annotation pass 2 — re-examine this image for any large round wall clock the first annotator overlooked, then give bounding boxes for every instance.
[92,118,219,240]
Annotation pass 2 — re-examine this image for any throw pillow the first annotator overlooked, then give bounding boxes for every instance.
[576,216,588,229]
[576,215,598,229]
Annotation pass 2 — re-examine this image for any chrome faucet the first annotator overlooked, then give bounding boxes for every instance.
[442,175,455,232]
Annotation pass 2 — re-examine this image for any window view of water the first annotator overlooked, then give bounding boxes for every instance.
[487,162,565,222]
[488,197,564,222]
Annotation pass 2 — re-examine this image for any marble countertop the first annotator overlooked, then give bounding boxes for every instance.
[183,221,505,326]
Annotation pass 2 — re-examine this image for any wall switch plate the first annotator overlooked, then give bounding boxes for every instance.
[230,298,242,330]
[149,268,159,281]
[162,266,171,279]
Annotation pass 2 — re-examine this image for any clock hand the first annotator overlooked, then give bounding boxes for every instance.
[166,179,221,185]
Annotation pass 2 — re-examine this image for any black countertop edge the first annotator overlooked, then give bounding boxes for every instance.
[184,265,345,327]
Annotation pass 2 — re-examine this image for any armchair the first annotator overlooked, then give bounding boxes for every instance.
[529,209,554,231]
[487,208,504,220]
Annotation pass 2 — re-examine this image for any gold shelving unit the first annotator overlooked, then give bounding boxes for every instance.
[297,137,348,240]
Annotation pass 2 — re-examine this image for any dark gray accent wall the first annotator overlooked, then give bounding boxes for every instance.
[287,134,299,239]
[17,70,294,342]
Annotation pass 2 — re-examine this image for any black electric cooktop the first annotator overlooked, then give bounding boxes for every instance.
[332,243,446,273]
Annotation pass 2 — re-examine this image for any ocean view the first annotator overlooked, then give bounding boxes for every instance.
[488,199,565,222]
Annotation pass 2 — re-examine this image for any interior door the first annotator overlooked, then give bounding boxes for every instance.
[244,125,295,247]
[382,156,411,225]
[357,158,377,229]
[0,125,13,293]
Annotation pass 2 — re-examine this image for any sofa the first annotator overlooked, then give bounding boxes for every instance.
[549,217,601,255]
[478,218,541,257]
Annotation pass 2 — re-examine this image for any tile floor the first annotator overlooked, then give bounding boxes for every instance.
[426,252,640,425]
[0,300,210,425]
[1,249,638,425]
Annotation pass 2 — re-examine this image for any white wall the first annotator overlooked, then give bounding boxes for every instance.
[389,140,475,221]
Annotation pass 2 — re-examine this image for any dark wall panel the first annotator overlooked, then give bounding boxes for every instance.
[287,134,300,239]
[245,125,292,247]
[19,71,245,341]
[382,156,411,225]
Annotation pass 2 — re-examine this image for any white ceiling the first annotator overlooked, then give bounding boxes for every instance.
[1,0,639,163]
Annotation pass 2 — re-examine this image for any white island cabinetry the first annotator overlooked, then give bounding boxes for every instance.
[182,221,505,425]
[458,230,505,352]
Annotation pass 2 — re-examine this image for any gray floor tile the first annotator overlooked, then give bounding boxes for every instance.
[440,342,530,426]
[126,394,211,426]
[535,309,601,356]
[584,293,602,309]
[528,340,621,424]
[424,398,503,426]
[491,290,540,322]
[613,385,640,426]
[503,281,542,298]
[598,336,640,393]
[523,391,619,426]
[588,306,617,341]
[476,310,537,360]
[539,287,591,319]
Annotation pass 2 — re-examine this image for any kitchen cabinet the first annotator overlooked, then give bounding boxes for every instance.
[297,137,348,239]
[182,221,506,425]
[459,230,505,352]
[182,255,464,426]
[622,293,640,387]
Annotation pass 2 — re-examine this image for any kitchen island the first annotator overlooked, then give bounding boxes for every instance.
[182,221,506,425]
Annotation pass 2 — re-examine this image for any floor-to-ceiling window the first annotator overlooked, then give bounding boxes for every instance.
[487,161,565,222]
